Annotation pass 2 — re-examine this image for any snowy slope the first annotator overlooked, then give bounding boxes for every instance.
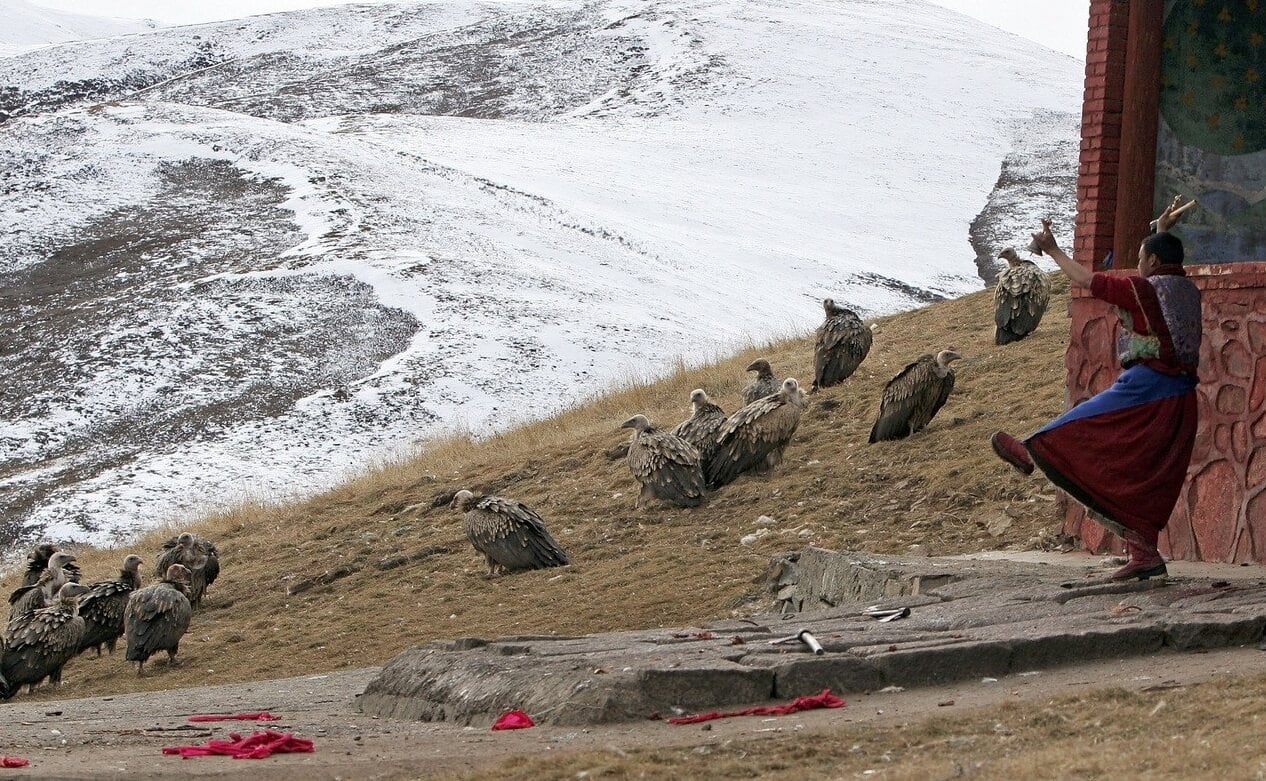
[0,0,1082,548]
[0,0,157,58]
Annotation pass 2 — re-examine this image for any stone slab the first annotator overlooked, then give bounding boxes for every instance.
[358,547,1266,725]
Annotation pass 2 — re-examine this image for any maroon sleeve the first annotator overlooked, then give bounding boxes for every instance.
[1090,273,1153,336]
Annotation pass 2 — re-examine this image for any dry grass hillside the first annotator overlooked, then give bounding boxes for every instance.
[4,276,1074,701]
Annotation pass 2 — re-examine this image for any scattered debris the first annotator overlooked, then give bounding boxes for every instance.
[877,685,905,694]
[863,606,910,622]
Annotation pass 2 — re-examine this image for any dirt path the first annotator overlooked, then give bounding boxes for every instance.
[3,646,1265,780]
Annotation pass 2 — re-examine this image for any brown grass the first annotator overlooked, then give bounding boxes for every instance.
[5,276,1074,699]
[444,672,1266,780]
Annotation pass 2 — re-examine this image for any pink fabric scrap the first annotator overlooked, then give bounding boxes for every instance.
[187,711,282,722]
[162,729,315,759]
[667,688,846,725]
[1,756,30,768]
[491,710,535,730]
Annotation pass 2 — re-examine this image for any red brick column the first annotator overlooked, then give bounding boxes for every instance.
[1074,0,1131,272]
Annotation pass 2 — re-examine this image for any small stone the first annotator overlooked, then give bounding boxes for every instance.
[985,513,1013,537]
[362,533,380,543]
[907,544,928,556]
[392,525,413,537]
[740,534,760,546]
[755,515,778,527]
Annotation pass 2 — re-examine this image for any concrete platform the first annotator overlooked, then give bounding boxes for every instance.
[356,548,1266,726]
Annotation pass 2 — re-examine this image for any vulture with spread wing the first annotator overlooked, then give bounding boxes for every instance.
[450,490,569,575]
[9,552,77,623]
[741,359,781,405]
[155,533,219,609]
[78,554,144,657]
[124,564,193,675]
[670,389,727,469]
[706,378,808,488]
[869,350,962,442]
[994,248,1051,345]
[20,544,81,588]
[622,415,707,509]
[1,582,91,698]
[813,298,873,391]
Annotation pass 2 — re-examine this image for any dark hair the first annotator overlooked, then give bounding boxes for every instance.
[1142,231,1184,265]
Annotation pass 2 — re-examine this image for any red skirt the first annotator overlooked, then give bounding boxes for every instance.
[1026,390,1198,545]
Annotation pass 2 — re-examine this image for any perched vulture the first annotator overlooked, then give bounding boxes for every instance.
[670,389,727,469]
[124,564,193,675]
[813,298,873,391]
[20,544,82,588]
[741,359,781,405]
[9,552,77,623]
[869,350,963,442]
[622,415,707,509]
[706,378,808,489]
[1,582,92,699]
[450,490,569,575]
[994,248,1051,345]
[155,533,219,609]
[77,554,144,657]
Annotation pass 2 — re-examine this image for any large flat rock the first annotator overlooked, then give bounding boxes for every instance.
[357,548,1266,725]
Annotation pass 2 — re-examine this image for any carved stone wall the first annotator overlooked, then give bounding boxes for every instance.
[1063,264,1266,562]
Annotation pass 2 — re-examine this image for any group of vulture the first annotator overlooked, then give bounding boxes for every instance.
[453,252,1051,577]
[0,250,1051,695]
[1,533,220,699]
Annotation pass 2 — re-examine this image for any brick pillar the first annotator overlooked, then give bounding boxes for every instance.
[1112,0,1164,270]
[1074,0,1131,272]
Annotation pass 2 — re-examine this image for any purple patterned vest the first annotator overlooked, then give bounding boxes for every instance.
[1115,273,1201,374]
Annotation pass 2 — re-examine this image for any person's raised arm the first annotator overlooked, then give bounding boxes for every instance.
[1032,219,1092,288]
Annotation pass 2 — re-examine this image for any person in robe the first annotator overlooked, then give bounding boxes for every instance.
[991,196,1201,581]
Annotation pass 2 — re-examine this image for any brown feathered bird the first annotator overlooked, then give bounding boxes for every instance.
[19,544,82,588]
[813,298,873,391]
[155,533,219,609]
[994,248,1051,345]
[622,414,707,509]
[124,564,193,675]
[9,551,77,623]
[450,490,569,575]
[1,582,92,698]
[671,389,727,468]
[869,350,963,442]
[77,554,144,657]
[741,359,781,405]
[706,378,808,488]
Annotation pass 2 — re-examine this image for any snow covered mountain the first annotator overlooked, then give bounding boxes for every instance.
[0,0,1082,549]
[0,0,158,58]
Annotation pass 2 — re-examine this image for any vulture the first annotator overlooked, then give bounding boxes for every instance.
[20,543,81,588]
[155,533,219,609]
[869,350,963,443]
[994,248,1052,345]
[1,582,92,699]
[670,389,727,469]
[9,551,77,623]
[813,298,873,391]
[124,564,193,675]
[77,554,144,657]
[706,377,808,489]
[450,490,569,575]
[621,414,707,509]
[741,359,781,405]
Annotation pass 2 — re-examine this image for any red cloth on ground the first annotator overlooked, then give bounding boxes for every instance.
[1,756,30,768]
[667,689,845,725]
[187,712,282,722]
[162,729,314,759]
[1027,390,1198,546]
[491,710,535,730]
